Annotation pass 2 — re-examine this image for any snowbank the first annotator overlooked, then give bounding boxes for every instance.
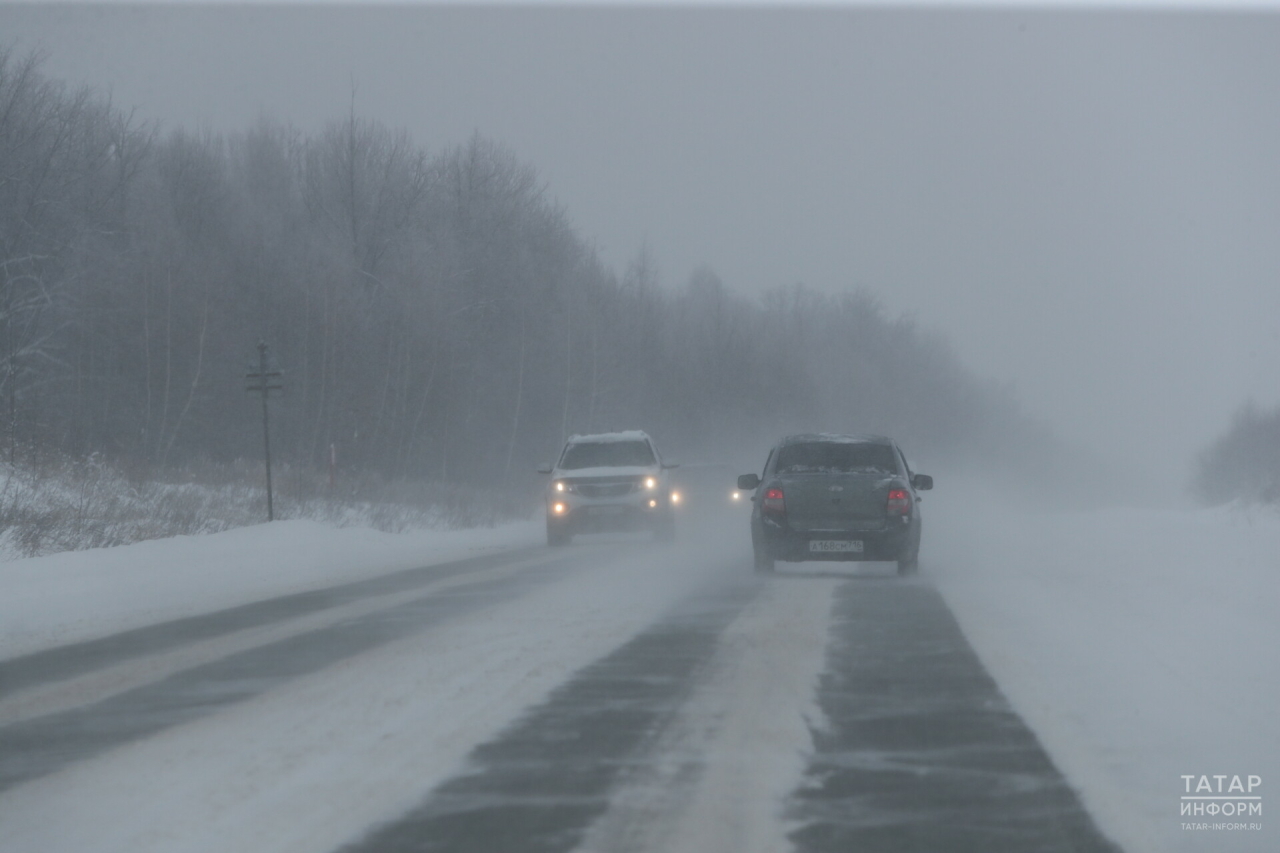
[928,484,1279,853]
[0,519,541,660]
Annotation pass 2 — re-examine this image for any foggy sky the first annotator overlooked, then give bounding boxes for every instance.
[5,4,1279,499]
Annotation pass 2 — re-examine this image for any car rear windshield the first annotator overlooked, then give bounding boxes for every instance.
[559,439,655,469]
[774,441,899,475]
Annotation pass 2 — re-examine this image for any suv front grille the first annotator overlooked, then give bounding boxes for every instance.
[576,482,635,498]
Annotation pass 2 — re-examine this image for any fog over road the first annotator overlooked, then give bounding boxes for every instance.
[0,515,1117,853]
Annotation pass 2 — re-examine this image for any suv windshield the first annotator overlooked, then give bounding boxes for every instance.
[775,441,898,475]
[559,439,655,470]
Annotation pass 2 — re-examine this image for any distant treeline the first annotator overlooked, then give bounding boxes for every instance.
[1,47,1077,491]
[1193,402,1280,505]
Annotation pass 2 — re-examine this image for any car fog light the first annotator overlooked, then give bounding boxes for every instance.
[648,499,657,508]
[553,503,566,514]
[671,491,681,505]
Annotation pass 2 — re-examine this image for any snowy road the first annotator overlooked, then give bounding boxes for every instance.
[0,517,1123,853]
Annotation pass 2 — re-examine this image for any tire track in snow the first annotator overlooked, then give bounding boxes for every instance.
[787,578,1122,853]
[0,552,591,793]
[339,573,761,853]
[0,551,568,727]
[0,546,548,696]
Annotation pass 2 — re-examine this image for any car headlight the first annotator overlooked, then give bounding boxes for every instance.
[644,477,657,490]
[554,480,570,493]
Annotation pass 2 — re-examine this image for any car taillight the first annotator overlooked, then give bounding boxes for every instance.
[763,487,786,514]
[887,489,910,515]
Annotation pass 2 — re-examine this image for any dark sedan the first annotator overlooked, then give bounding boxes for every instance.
[738,434,933,575]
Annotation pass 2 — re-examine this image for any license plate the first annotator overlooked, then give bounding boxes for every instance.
[587,505,626,516]
[809,539,863,553]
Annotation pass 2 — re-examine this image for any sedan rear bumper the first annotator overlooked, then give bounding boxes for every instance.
[756,525,912,562]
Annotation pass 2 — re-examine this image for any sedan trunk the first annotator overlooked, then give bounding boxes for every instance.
[781,473,896,532]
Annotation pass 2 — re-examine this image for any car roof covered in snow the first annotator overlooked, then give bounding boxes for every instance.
[566,430,652,444]
[777,433,894,446]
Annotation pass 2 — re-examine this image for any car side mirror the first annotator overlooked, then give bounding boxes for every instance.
[536,463,553,475]
[662,461,680,469]
[912,474,933,491]
[737,473,761,490]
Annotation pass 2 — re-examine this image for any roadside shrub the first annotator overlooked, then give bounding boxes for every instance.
[1192,401,1280,505]
[0,452,533,560]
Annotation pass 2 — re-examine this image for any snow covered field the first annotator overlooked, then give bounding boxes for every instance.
[928,486,1279,853]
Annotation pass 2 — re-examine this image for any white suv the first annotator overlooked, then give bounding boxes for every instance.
[537,431,678,546]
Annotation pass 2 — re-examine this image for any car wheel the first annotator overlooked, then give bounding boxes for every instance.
[547,520,572,547]
[753,545,775,573]
[896,554,918,576]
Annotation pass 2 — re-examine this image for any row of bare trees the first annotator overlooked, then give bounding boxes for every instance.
[2,48,1071,491]
[1,49,148,465]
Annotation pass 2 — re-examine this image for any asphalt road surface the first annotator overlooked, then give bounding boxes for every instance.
[0,519,1122,853]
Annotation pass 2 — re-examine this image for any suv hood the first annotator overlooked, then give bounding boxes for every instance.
[554,465,660,480]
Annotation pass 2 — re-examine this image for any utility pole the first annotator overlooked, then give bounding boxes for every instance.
[245,341,283,521]
[6,277,15,467]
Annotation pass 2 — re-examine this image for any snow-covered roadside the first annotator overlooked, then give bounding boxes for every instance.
[0,519,542,660]
[927,483,1279,853]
